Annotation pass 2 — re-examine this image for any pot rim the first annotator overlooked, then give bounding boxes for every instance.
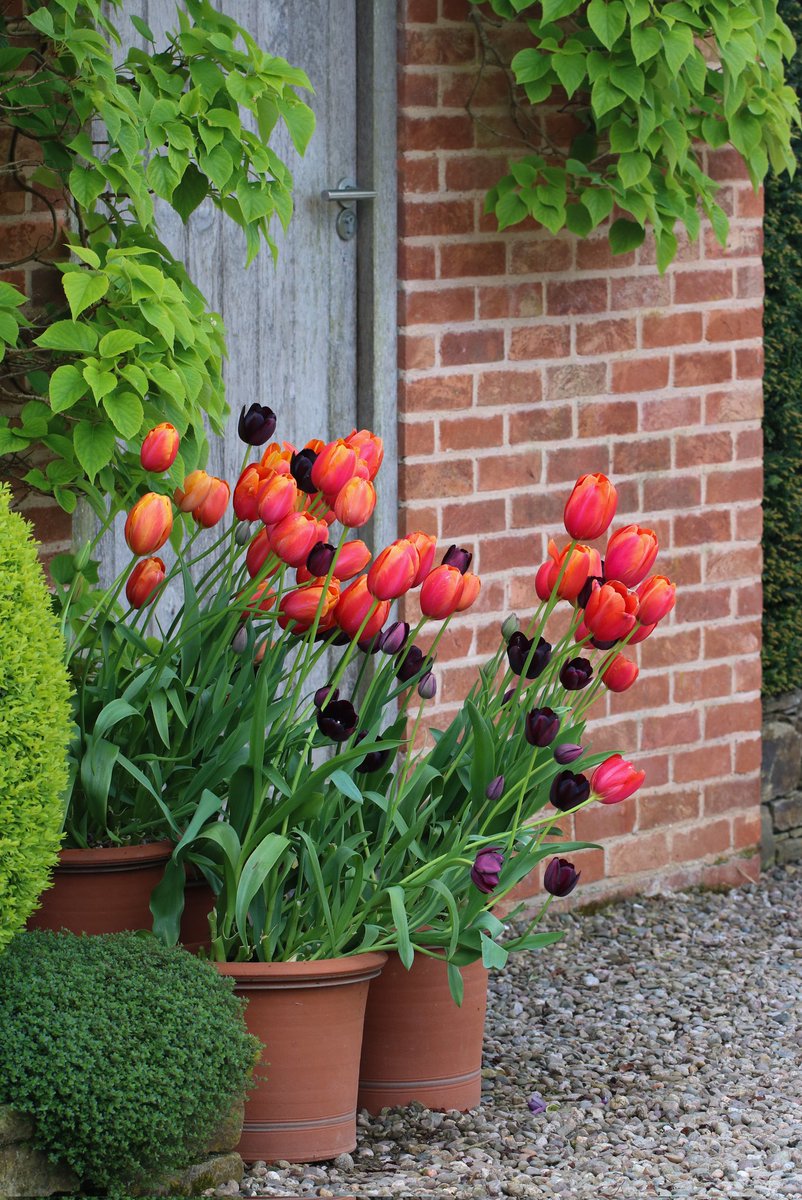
[215,952,387,989]
[57,840,173,871]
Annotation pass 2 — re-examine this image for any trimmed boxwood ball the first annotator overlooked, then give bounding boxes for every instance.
[0,931,260,1196]
[0,484,72,951]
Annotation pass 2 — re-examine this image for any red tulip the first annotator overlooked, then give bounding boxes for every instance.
[174,470,213,514]
[604,524,659,588]
[334,539,371,581]
[583,580,638,642]
[601,653,639,692]
[405,531,437,585]
[628,621,656,644]
[140,423,179,473]
[367,540,420,601]
[334,477,376,528]
[564,473,618,541]
[269,511,328,567]
[591,754,645,805]
[420,564,464,619]
[636,575,676,625]
[193,477,229,528]
[535,560,553,602]
[257,472,298,526]
[456,571,481,611]
[335,575,390,641]
[125,556,165,608]
[346,428,384,480]
[246,528,278,579]
[278,579,341,633]
[240,580,276,617]
[233,464,267,522]
[124,492,173,555]
[311,439,359,496]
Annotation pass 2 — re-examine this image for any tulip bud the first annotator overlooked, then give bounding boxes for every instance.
[535,560,554,603]
[140,423,179,473]
[591,754,645,804]
[543,857,580,898]
[559,657,593,691]
[485,775,505,802]
[316,698,358,742]
[246,528,276,579]
[193,477,230,528]
[125,556,165,608]
[604,524,659,588]
[311,439,359,496]
[233,464,265,522]
[260,441,295,474]
[257,472,298,526]
[417,671,437,700]
[270,511,328,568]
[554,743,584,765]
[334,539,371,581]
[507,632,551,680]
[501,614,518,641]
[470,847,504,894]
[235,521,253,546]
[334,477,376,529]
[636,575,676,625]
[419,564,464,619]
[290,448,318,494]
[524,706,561,747]
[583,580,639,643]
[124,493,173,556]
[334,574,390,642]
[549,770,590,812]
[378,620,409,655]
[396,643,424,682]
[367,540,420,601]
[306,542,336,578]
[602,653,639,693]
[314,685,339,709]
[405,531,437,585]
[238,403,277,446]
[231,624,249,654]
[174,469,213,513]
[278,579,340,634]
[564,473,618,541]
[345,428,384,480]
[442,544,472,574]
[456,572,481,612]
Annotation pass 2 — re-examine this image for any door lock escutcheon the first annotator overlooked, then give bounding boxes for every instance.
[322,178,377,241]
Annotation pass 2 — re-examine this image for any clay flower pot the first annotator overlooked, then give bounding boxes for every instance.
[28,842,213,949]
[216,953,386,1163]
[358,952,488,1113]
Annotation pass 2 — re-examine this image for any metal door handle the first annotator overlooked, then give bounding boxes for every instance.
[322,179,377,204]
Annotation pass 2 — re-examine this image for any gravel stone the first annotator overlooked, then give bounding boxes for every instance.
[238,866,802,1198]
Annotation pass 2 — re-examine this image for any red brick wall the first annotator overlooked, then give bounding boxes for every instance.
[397,0,764,900]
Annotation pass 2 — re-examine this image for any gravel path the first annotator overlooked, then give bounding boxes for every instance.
[221,865,802,1199]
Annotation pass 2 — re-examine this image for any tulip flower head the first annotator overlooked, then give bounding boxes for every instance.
[524,706,561,747]
[554,743,584,765]
[246,528,277,579]
[564,473,618,541]
[541,539,592,602]
[417,671,437,700]
[405,531,437,585]
[355,731,393,774]
[367,539,420,601]
[140,423,179,473]
[456,572,481,612]
[306,542,336,579]
[124,492,173,556]
[238,403,277,446]
[260,441,294,474]
[345,428,384,480]
[290,448,318,494]
[559,657,593,691]
[270,511,328,568]
[257,471,298,526]
[125,556,165,608]
[591,754,645,804]
[485,775,505,802]
[470,847,504,894]
[636,575,677,626]
[311,439,360,496]
[314,686,339,709]
[278,579,340,633]
[378,620,410,655]
[174,470,213,514]
[396,643,425,682]
[316,698,358,742]
[507,632,552,680]
[333,539,371,581]
[233,464,267,522]
[334,574,390,641]
[583,580,639,643]
[543,857,580,897]
[420,564,464,620]
[601,653,639,693]
[442,544,472,574]
[193,477,229,528]
[604,524,659,588]
[334,477,376,529]
[550,770,591,812]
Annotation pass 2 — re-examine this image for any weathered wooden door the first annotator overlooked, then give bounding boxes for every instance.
[99,1,397,590]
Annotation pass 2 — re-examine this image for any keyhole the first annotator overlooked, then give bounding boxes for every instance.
[336,208,357,241]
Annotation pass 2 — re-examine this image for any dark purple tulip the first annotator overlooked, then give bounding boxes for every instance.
[577,573,604,610]
[507,632,551,680]
[355,731,393,774]
[559,657,593,691]
[544,857,581,897]
[554,743,584,765]
[313,685,339,709]
[549,770,590,812]
[442,544,472,574]
[358,636,382,654]
[238,403,277,446]
[527,1093,547,1115]
[316,698,358,741]
[307,542,336,577]
[470,847,504,894]
[379,620,409,655]
[396,644,425,682]
[502,687,516,705]
[290,448,318,494]
[417,671,437,700]
[485,775,505,802]
[524,706,560,748]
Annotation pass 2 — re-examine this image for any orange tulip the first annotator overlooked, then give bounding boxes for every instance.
[601,653,639,692]
[367,540,420,601]
[124,492,173,556]
[295,538,371,584]
[604,524,658,588]
[420,564,464,620]
[636,575,676,625]
[334,477,376,529]
[583,580,639,642]
[193,477,229,528]
[257,472,298,526]
[240,580,277,617]
[543,539,592,602]
[270,510,328,567]
[125,556,165,608]
[140,423,179,473]
[335,575,390,642]
[456,571,481,611]
[246,528,276,579]
[405,531,437,586]
[345,428,384,480]
[311,439,360,496]
[259,441,295,474]
[174,469,213,513]
[233,464,267,522]
[278,579,341,633]
[564,473,618,541]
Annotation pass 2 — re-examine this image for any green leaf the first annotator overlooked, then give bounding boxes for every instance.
[199,145,234,192]
[587,0,627,48]
[79,734,118,830]
[234,835,290,948]
[73,421,117,481]
[591,75,626,117]
[553,49,587,99]
[281,99,316,155]
[146,153,180,200]
[62,271,109,319]
[446,962,465,1006]
[0,312,19,344]
[609,217,646,253]
[609,62,644,101]
[130,13,155,40]
[49,364,88,413]
[541,0,582,17]
[581,186,615,227]
[631,23,661,63]
[82,360,117,401]
[68,166,105,210]
[617,151,651,188]
[172,164,209,221]
[102,390,143,439]
[566,202,593,236]
[480,933,509,969]
[662,25,694,75]
[34,320,98,353]
[330,769,363,804]
[98,329,149,357]
[387,886,413,969]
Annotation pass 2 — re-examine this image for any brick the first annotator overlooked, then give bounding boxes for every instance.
[705,386,763,423]
[704,775,760,815]
[672,741,732,784]
[398,457,474,501]
[736,186,764,218]
[675,430,732,468]
[637,788,701,830]
[674,269,733,304]
[613,436,672,475]
[442,498,507,536]
[707,147,750,181]
[477,450,541,492]
[478,282,544,319]
[705,466,762,505]
[402,286,474,325]
[705,619,759,661]
[479,532,545,573]
[399,157,439,193]
[704,697,762,741]
[477,369,542,407]
[736,579,763,618]
[734,736,761,774]
[735,346,763,379]
[509,239,574,274]
[406,0,439,20]
[546,362,607,399]
[578,399,638,438]
[399,113,474,151]
[736,264,763,299]
[0,217,59,262]
[610,275,671,310]
[607,831,670,877]
[705,307,762,343]
[440,413,503,451]
[640,710,701,750]
[441,65,508,110]
[673,349,732,387]
[673,586,731,625]
[444,155,509,193]
[576,238,636,271]
[736,427,762,461]
[547,278,608,315]
[673,508,731,547]
[732,810,762,851]
[399,242,436,279]
[509,325,571,360]
[671,818,732,863]
[401,27,476,66]
[439,241,507,278]
[704,224,762,259]
[611,356,670,394]
[575,318,637,357]
[642,312,703,349]
[640,393,702,432]
[441,328,504,365]
[706,545,761,584]
[399,71,438,107]
[401,200,475,237]
[643,474,702,511]
[399,418,436,458]
[398,333,436,370]
[508,404,573,443]
[575,802,636,842]
[403,373,473,411]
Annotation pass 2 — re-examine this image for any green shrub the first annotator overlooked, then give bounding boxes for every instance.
[0,485,72,951]
[0,931,259,1197]
[763,0,802,696]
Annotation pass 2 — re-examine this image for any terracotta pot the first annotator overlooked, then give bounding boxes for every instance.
[28,842,213,947]
[358,952,488,1114]
[216,953,386,1163]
